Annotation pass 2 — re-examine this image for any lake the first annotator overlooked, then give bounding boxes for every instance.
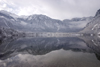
[0,36,100,67]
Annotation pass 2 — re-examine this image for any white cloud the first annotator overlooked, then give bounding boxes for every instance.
[0,0,100,20]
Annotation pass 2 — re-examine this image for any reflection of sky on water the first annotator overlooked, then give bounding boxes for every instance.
[0,37,100,67]
[0,50,100,67]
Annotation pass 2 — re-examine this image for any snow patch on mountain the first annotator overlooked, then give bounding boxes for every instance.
[20,21,27,25]
[0,10,94,32]
[91,24,98,30]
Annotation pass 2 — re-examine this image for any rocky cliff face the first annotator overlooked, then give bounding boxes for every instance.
[95,9,100,16]
[80,9,100,34]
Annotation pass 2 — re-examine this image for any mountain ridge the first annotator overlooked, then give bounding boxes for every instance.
[95,9,100,17]
[79,9,100,34]
[0,10,93,33]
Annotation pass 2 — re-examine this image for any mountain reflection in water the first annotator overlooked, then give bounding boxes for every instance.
[0,36,100,67]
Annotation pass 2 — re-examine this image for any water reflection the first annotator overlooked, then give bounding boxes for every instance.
[0,36,100,67]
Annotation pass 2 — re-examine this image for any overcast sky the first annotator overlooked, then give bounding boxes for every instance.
[0,0,100,20]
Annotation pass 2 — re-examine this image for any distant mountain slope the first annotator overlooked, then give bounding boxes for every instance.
[0,10,93,32]
[80,9,100,34]
[63,17,93,32]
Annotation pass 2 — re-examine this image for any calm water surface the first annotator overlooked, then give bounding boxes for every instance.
[0,37,100,67]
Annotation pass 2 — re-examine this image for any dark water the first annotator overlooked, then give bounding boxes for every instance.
[0,36,100,67]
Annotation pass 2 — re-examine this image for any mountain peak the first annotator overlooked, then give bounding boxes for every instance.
[27,14,51,20]
[0,10,18,18]
[95,9,100,16]
[0,10,13,15]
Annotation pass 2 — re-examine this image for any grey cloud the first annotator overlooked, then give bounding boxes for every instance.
[0,0,100,20]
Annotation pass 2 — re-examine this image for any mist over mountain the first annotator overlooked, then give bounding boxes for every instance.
[0,10,93,33]
[80,9,100,34]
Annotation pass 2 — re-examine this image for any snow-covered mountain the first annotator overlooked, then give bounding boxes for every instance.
[80,9,100,34]
[0,10,93,32]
